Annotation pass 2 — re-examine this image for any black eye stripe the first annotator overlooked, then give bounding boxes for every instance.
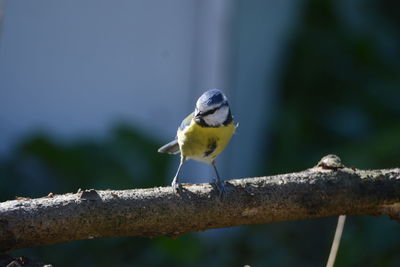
[200,102,228,117]
[201,107,218,116]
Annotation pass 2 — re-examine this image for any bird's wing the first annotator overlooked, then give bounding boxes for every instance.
[158,112,194,154]
[179,112,194,131]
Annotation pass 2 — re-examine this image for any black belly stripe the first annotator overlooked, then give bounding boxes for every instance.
[204,139,217,157]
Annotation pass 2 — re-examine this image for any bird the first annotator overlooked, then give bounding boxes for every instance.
[158,89,236,196]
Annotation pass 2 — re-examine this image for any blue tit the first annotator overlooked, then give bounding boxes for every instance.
[158,89,236,195]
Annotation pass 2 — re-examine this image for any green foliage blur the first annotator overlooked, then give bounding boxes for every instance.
[264,0,400,266]
[0,124,169,202]
[1,0,400,266]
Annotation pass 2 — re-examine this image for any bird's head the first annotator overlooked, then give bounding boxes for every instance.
[194,89,232,127]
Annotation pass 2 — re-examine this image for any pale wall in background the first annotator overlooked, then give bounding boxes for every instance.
[0,0,299,183]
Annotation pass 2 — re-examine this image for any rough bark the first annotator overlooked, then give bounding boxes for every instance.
[1,166,400,252]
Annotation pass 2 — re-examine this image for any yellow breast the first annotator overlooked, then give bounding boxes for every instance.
[177,120,235,163]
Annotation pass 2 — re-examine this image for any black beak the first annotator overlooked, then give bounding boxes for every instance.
[194,111,204,125]
[194,112,202,119]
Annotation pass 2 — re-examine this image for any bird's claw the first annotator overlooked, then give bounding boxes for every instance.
[213,180,228,198]
[171,180,182,193]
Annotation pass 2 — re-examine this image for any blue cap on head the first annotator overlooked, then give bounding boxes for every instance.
[197,89,227,108]
[206,89,224,105]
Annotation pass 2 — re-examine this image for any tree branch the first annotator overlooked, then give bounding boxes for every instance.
[1,164,400,252]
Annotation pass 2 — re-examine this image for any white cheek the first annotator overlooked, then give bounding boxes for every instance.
[203,106,229,126]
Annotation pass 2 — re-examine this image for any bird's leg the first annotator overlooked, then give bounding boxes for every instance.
[171,156,185,192]
[212,160,226,197]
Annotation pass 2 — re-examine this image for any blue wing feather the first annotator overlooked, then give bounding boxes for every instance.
[179,112,194,131]
[158,112,194,154]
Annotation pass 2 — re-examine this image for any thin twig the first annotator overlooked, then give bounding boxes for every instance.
[326,215,346,267]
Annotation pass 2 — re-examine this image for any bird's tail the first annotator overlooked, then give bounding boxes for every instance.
[158,139,180,154]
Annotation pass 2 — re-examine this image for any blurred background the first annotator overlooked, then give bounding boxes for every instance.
[1,0,400,266]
